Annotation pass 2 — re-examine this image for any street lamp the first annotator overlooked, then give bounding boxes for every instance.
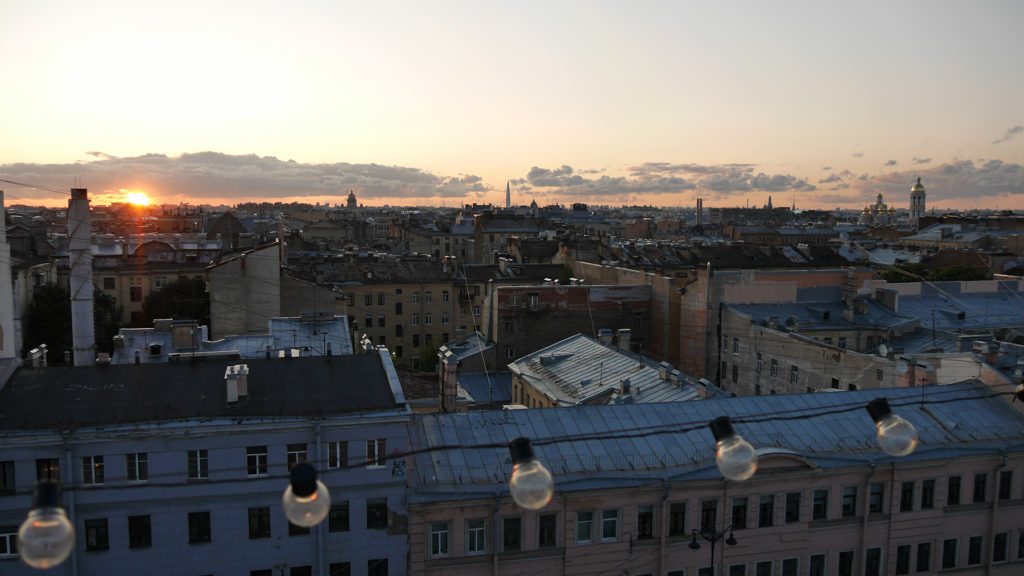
[689,524,738,575]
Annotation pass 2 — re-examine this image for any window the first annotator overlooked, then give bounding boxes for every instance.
[601,509,618,541]
[916,542,931,572]
[502,517,521,552]
[1020,531,1024,559]
[83,456,104,485]
[286,443,307,470]
[442,290,449,303]
[636,506,653,540]
[364,314,373,328]
[941,538,958,569]
[808,554,826,576]
[247,446,268,476]
[0,461,13,494]
[732,337,739,354]
[0,526,17,558]
[700,499,717,531]
[395,302,402,315]
[467,518,486,554]
[364,294,373,306]
[947,475,961,505]
[252,571,272,576]
[781,558,798,576]
[968,535,983,565]
[899,546,915,576]
[770,359,778,377]
[784,492,800,523]
[128,515,152,548]
[789,366,798,385]
[723,334,729,352]
[755,560,772,576]
[36,458,60,481]
[291,567,312,576]
[188,511,211,544]
[865,547,881,576]
[812,489,828,520]
[328,502,349,532]
[729,564,747,576]
[473,306,481,316]
[328,441,347,469]
[85,518,109,551]
[289,520,310,536]
[732,364,738,383]
[329,563,351,576]
[668,502,686,536]
[412,313,419,325]
[103,277,115,290]
[732,497,748,529]
[756,352,762,373]
[506,347,515,359]
[377,315,385,328]
[377,293,385,305]
[126,452,148,482]
[395,324,403,337]
[869,482,885,514]
[920,479,935,509]
[187,449,208,480]
[576,511,593,543]
[539,513,558,547]
[366,439,386,468]
[899,481,914,512]
[758,495,774,527]
[441,312,449,325]
[249,507,271,539]
[367,559,387,576]
[367,498,388,529]
[998,470,1012,500]
[425,291,433,304]
[412,292,419,303]
[994,532,1008,563]
[837,551,854,576]
[130,286,142,302]
[841,486,857,517]
[430,522,450,558]
[973,472,987,503]
[424,313,432,325]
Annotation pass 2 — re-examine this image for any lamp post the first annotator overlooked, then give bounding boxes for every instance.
[688,524,737,576]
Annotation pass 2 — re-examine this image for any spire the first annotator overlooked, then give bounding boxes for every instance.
[505,181,511,208]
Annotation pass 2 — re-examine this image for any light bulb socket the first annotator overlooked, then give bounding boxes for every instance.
[32,481,61,509]
[508,437,535,464]
[709,416,736,442]
[866,398,893,423]
[289,462,318,497]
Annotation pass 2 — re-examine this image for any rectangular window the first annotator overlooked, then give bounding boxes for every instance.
[635,506,654,540]
[755,560,772,576]
[424,313,432,325]
[286,443,307,470]
[865,547,881,576]
[328,441,347,469]
[367,559,387,576]
[732,497,748,529]
[412,313,419,325]
[103,277,116,290]
[723,334,729,352]
[0,526,16,558]
[442,290,449,303]
[291,567,312,576]
[756,352,762,373]
[841,486,857,517]
[328,502,349,532]
[441,312,449,325]
[869,482,885,514]
[896,545,911,575]
[367,498,388,530]
[941,538,958,569]
[502,517,521,552]
[329,563,351,576]
[130,286,142,302]
[729,564,747,576]
[364,294,373,306]
[364,314,373,328]
[998,470,1012,500]
[126,453,148,482]
[770,359,778,377]
[249,507,271,539]
[412,292,419,303]
[732,364,738,383]
[377,315,385,328]
[430,522,450,558]
[1019,532,1024,559]
[812,489,828,520]
[128,515,152,548]
[366,439,386,469]
[732,337,739,354]
[701,499,717,531]
[968,535,983,565]
[576,511,593,543]
[188,511,211,544]
[668,502,686,536]
[758,495,774,527]
[781,558,798,576]
[838,551,854,576]
[0,461,13,494]
[395,324,403,337]
[900,481,914,512]
[187,449,208,480]
[83,456,104,485]
[789,366,798,385]
[467,518,486,554]
[85,518,109,551]
[539,513,558,547]
[601,509,618,541]
[395,302,402,315]
[247,446,268,476]
[947,475,961,505]
[993,532,1008,563]
[378,293,385,305]
[36,458,60,482]
[916,542,931,572]
[425,291,432,304]
[973,473,987,503]
[784,492,800,523]
[920,479,935,509]
[808,554,826,576]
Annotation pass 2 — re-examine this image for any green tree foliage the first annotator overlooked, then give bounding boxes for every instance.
[141,278,211,327]
[22,284,71,364]
[880,262,988,283]
[94,290,122,354]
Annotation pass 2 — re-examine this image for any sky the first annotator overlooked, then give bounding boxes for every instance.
[1,0,1022,210]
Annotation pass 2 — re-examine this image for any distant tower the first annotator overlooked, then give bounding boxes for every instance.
[766,195,773,210]
[346,190,357,209]
[910,177,926,225]
[505,181,511,209]
[696,198,703,226]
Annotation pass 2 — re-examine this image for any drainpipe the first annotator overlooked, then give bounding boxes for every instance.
[658,483,670,576]
[63,437,79,576]
[492,493,502,576]
[315,419,324,576]
[987,454,1006,575]
[859,462,876,576]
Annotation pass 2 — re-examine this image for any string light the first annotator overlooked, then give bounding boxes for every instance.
[709,416,758,481]
[281,463,331,527]
[18,481,75,570]
[507,437,554,510]
[865,398,919,457]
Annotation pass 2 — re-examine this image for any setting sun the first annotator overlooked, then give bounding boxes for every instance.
[123,190,151,206]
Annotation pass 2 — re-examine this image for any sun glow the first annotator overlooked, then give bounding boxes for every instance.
[122,190,151,206]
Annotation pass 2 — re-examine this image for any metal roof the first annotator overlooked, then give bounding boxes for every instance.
[894,281,1024,331]
[727,299,917,332]
[407,382,1024,501]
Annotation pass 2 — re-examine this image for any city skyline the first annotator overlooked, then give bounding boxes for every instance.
[1,1,1021,209]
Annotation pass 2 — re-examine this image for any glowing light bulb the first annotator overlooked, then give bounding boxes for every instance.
[508,437,554,510]
[866,398,918,457]
[710,416,757,481]
[18,482,74,570]
[282,463,331,527]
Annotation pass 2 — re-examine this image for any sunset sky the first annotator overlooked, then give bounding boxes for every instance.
[1,0,1022,210]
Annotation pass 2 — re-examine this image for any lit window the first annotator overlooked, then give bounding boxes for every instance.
[83,456,104,486]
[36,458,60,482]
[366,439,386,469]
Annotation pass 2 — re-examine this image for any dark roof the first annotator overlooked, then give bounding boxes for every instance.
[0,355,399,430]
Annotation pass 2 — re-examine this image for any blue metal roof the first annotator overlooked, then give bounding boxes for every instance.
[893,281,1024,331]
[407,382,1024,501]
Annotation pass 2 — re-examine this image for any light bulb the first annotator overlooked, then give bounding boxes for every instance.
[508,437,554,510]
[18,481,74,570]
[282,463,331,527]
[866,398,918,457]
[710,416,757,481]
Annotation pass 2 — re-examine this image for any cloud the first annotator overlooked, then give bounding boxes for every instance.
[993,125,1023,144]
[912,157,931,165]
[525,165,587,187]
[852,152,865,158]
[885,160,898,166]
[822,166,832,171]
[819,174,843,184]
[843,159,1024,206]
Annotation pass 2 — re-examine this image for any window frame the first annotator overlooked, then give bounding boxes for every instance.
[502,517,522,552]
[366,439,387,469]
[328,502,350,533]
[247,446,268,477]
[248,507,272,539]
[601,509,618,542]
[85,518,110,551]
[82,455,105,486]
[126,452,149,483]
[188,511,211,544]
[576,511,594,544]
[466,518,486,555]
[187,449,209,480]
[430,521,450,558]
[328,441,347,469]
[366,498,388,530]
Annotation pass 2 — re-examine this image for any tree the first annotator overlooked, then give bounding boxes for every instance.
[141,278,210,327]
[22,284,71,364]
[94,290,123,354]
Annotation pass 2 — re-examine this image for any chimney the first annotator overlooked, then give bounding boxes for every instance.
[658,361,672,380]
[598,328,613,345]
[68,189,95,366]
[766,316,779,329]
[619,378,631,395]
[616,328,631,352]
[225,364,249,403]
[439,347,458,412]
